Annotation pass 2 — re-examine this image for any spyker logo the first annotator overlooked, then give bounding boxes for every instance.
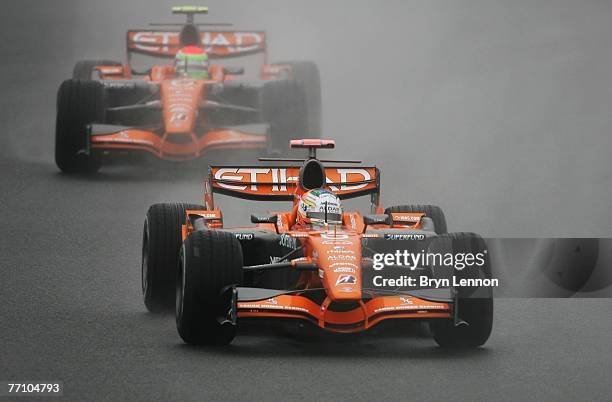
[335,274,357,285]
[400,297,413,304]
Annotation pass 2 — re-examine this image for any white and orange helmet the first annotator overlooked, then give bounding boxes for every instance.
[296,188,343,227]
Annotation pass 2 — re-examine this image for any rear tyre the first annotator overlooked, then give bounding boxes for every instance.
[55,79,105,173]
[429,232,493,348]
[278,61,322,138]
[73,59,122,80]
[262,79,308,155]
[177,230,243,345]
[142,203,205,313]
[384,204,447,234]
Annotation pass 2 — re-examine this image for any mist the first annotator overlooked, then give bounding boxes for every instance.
[3,0,612,236]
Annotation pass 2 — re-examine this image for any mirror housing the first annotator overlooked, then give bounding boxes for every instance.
[251,214,278,224]
[363,214,390,226]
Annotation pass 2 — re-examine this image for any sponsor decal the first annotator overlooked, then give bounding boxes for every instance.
[270,256,282,263]
[339,287,355,293]
[322,240,352,245]
[333,267,356,273]
[336,274,357,285]
[384,234,426,241]
[212,168,376,193]
[319,269,324,279]
[102,81,136,89]
[328,255,357,261]
[276,215,287,231]
[373,300,447,314]
[326,246,354,255]
[235,233,254,241]
[170,113,188,122]
[130,31,265,55]
[279,233,298,249]
[99,66,123,74]
[100,133,153,146]
[238,302,309,313]
[392,214,422,222]
[169,105,191,113]
[329,262,359,269]
[197,212,220,220]
[321,233,349,240]
[326,169,371,192]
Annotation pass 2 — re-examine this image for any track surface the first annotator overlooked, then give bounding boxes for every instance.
[1,1,612,401]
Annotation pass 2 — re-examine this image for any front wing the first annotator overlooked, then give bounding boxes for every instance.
[89,125,267,161]
[236,288,452,333]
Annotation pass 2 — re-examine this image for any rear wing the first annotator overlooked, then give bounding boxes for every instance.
[204,166,381,209]
[126,30,267,59]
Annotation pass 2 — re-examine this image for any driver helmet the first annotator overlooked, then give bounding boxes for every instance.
[296,188,343,227]
[174,46,209,79]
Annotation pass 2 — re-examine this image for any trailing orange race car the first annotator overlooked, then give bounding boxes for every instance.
[55,6,320,173]
[142,139,494,347]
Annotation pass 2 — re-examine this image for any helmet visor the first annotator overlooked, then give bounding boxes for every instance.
[306,211,342,223]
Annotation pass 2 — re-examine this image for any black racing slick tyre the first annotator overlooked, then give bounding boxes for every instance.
[278,61,322,138]
[177,230,243,345]
[72,59,122,80]
[142,203,205,313]
[429,232,493,348]
[55,79,105,173]
[384,204,448,234]
[262,79,309,155]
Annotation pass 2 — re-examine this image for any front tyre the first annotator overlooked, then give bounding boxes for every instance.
[430,232,493,348]
[55,79,105,173]
[177,230,243,345]
[142,203,205,313]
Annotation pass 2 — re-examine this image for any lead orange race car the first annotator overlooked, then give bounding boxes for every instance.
[141,139,494,347]
[55,6,320,173]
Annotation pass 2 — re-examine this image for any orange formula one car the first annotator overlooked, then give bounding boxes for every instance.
[142,140,493,347]
[55,6,320,173]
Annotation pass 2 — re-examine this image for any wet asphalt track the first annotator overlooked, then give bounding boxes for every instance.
[2,1,612,401]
